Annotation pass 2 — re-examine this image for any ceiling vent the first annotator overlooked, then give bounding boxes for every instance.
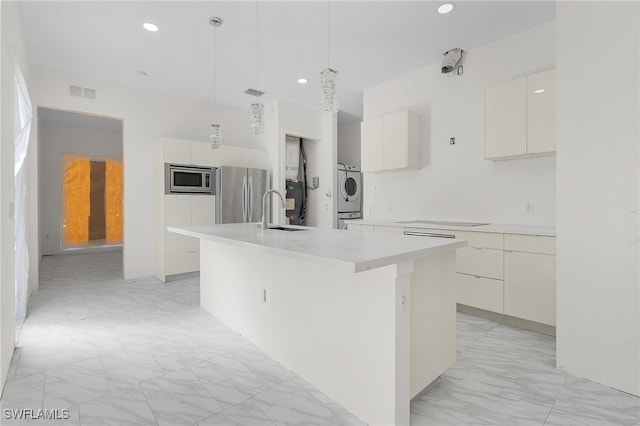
[69,84,97,100]
[244,88,264,97]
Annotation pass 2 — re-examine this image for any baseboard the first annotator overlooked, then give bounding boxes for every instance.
[457,304,556,336]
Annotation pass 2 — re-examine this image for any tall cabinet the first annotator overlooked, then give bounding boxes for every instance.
[155,138,267,282]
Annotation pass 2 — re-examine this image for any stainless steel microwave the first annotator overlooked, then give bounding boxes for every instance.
[165,164,215,194]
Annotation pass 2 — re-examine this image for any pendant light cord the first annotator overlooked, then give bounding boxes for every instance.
[214,24,217,122]
[256,0,259,103]
[327,0,330,67]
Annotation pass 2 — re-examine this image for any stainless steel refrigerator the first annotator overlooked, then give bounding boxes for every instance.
[215,166,270,224]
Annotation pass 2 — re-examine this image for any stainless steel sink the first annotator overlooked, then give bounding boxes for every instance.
[396,220,490,227]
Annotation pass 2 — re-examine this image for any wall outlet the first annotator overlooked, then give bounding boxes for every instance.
[525,202,534,215]
[399,293,408,315]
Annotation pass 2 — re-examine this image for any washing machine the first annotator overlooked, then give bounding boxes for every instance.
[337,164,362,213]
[338,211,362,230]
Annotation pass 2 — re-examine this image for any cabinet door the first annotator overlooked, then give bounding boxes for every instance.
[216,145,243,167]
[504,251,556,325]
[456,247,504,279]
[191,195,216,226]
[361,118,383,172]
[191,142,217,167]
[240,147,268,169]
[164,195,192,229]
[382,111,408,170]
[527,69,556,155]
[484,77,527,159]
[163,138,192,164]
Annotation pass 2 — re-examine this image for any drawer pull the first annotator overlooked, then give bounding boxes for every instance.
[404,231,455,239]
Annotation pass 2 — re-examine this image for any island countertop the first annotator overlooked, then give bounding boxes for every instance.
[168,223,466,273]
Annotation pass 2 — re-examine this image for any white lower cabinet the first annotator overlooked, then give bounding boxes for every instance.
[348,224,556,327]
[165,251,200,276]
[457,273,504,313]
[504,235,556,326]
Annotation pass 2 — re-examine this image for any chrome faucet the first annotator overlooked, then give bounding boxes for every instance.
[260,189,286,230]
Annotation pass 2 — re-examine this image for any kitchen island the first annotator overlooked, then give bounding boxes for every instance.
[168,223,466,425]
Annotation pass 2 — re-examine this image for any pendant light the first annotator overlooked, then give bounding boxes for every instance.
[320,1,338,113]
[209,16,223,149]
[250,0,265,135]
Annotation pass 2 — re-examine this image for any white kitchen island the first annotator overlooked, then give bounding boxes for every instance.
[168,223,466,426]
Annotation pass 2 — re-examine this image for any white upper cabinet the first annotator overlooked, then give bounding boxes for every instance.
[361,110,421,172]
[526,69,556,155]
[361,117,383,173]
[484,69,556,160]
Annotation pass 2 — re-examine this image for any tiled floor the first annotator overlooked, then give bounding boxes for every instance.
[1,250,638,425]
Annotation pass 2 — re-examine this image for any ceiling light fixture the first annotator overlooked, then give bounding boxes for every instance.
[437,3,455,14]
[250,0,265,136]
[298,78,308,84]
[533,89,546,94]
[209,16,223,149]
[143,22,159,32]
[320,1,338,113]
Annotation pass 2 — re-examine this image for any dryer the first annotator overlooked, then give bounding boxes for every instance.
[337,164,362,213]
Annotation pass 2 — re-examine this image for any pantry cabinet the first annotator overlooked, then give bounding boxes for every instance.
[484,69,556,160]
[361,110,421,172]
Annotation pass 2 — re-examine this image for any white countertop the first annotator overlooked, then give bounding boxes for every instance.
[168,223,467,273]
[349,219,556,237]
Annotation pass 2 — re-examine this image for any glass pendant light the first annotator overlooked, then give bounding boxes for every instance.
[320,1,338,113]
[209,16,223,149]
[250,0,265,135]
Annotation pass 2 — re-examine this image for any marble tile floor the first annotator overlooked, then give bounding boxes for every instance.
[0,250,638,425]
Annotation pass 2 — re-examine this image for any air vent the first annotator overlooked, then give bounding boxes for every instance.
[69,84,97,100]
[244,88,264,97]
[69,85,83,97]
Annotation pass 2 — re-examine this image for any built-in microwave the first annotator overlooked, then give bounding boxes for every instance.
[165,164,215,194]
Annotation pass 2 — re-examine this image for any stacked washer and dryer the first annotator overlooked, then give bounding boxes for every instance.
[337,164,362,229]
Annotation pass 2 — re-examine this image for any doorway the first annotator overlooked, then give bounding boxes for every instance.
[38,108,123,265]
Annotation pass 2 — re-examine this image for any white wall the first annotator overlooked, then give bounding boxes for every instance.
[362,22,556,225]
[263,100,336,228]
[39,119,122,255]
[30,65,263,279]
[337,120,361,167]
[556,2,639,396]
[0,0,30,392]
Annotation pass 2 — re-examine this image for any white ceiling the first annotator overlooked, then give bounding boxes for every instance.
[19,1,555,123]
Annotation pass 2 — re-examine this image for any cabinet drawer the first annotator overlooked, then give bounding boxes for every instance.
[164,234,199,254]
[456,247,503,279]
[505,234,555,255]
[457,273,504,314]
[456,231,503,249]
[165,251,199,275]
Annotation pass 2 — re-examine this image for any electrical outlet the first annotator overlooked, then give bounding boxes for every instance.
[399,293,408,315]
[525,202,534,215]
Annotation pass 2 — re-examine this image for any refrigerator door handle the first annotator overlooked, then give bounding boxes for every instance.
[248,176,254,220]
[242,176,248,222]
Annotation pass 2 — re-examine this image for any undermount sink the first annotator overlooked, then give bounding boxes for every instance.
[396,220,490,227]
[267,226,307,232]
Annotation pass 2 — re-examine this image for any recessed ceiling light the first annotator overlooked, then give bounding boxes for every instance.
[533,89,546,94]
[297,78,308,84]
[143,22,159,32]
[438,3,455,14]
